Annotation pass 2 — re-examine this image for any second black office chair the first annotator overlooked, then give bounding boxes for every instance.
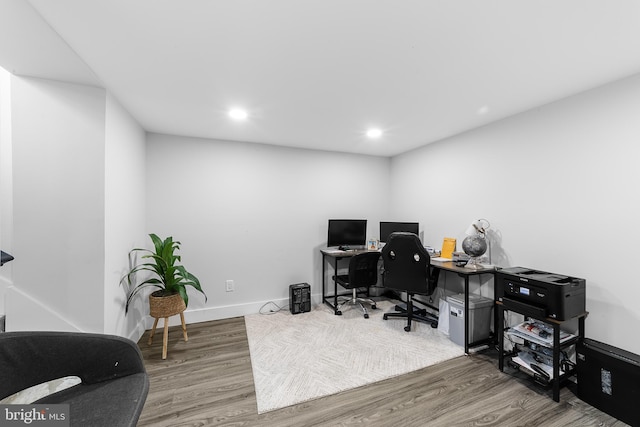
[381,232,439,331]
[335,251,381,318]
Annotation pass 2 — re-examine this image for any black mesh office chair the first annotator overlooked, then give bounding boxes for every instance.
[381,232,439,331]
[335,251,381,318]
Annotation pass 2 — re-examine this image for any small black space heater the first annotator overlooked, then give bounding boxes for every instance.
[289,283,311,314]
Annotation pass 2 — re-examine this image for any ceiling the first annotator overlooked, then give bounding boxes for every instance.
[2,0,640,157]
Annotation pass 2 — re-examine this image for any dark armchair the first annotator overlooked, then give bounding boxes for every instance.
[0,331,149,427]
[381,232,439,331]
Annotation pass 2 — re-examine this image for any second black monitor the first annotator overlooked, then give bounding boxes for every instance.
[379,221,419,243]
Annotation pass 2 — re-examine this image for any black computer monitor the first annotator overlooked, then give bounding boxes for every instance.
[327,219,367,248]
[379,221,419,243]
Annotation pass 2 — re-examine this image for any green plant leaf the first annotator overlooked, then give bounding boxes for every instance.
[177,285,189,307]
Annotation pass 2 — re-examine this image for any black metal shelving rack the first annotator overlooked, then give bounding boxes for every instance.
[497,301,587,402]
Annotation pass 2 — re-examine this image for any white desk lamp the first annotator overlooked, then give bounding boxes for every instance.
[462,219,490,269]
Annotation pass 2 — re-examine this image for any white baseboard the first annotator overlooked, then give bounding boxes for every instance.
[2,286,324,341]
[144,292,323,329]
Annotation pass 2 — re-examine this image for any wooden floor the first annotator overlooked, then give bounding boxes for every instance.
[136,316,626,427]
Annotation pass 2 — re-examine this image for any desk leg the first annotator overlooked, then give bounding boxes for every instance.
[464,275,470,354]
[333,257,339,315]
[322,254,342,315]
[322,253,327,307]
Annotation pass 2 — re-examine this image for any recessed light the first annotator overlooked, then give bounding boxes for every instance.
[366,128,382,138]
[477,105,490,115]
[229,108,248,120]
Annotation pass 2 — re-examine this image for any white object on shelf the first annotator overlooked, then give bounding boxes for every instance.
[508,320,576,347]
[512,351,555,379]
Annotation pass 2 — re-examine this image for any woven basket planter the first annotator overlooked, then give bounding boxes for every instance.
[149,291,186,318]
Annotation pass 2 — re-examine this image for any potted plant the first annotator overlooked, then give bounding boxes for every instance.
[121,233,207,316]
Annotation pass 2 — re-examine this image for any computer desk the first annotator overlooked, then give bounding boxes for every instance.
[320,248,496,354]
[429,258,496,353]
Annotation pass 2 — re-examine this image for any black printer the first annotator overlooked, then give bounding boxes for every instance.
[496,266,586,321]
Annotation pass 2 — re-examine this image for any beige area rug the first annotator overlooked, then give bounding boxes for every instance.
[244,299,464,414]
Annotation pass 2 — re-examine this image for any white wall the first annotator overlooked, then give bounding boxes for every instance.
[390,73,640,354]
[4,62,638,356]
[0,66,13,311]
[2,75,147,339]
[103,93,146,339]
[145,133,390,324]
[7,75,106,332]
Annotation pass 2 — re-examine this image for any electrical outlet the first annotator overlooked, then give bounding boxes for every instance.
[225,280,234,292]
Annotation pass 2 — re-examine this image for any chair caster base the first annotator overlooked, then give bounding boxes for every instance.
[371,304,377,309]
[383,314,388,320]
[404,325,411,332]
[336,310,342,315]
[364,314,369,319]
[431,322,438,328]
